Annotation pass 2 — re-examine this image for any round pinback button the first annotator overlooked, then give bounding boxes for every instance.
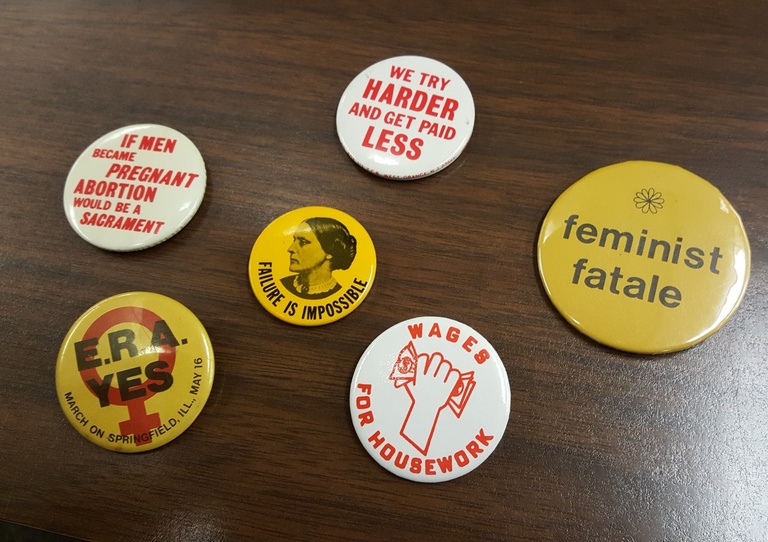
[248,206,376,326]
[56,292,214,452]
[537,161,751,354]
[336,55,475,180]
[350,317,510,482]
[63,124,207,251]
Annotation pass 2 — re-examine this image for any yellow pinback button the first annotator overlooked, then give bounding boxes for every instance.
[56,292,214,452]
[248,206,376,326]
[537,161,750,354]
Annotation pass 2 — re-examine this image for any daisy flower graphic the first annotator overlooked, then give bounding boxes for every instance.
[634,188,664,214]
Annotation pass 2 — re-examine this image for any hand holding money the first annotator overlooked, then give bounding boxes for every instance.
[399,351,461,455]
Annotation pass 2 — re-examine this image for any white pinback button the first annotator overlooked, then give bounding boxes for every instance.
[336,56,475,180]
[350,317,510,482]
[63,124,206,251]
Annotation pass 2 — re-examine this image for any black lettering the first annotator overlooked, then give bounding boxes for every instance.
[75,337,101,370]
[118,367,146,401]
[146,360,173,393]
[684,247,705,269]
[599,228,633,252]
[648,239,671,262]
[709,246,723,274]
[151,320,179,348]
[576,223,597,244]
[86,374,114,407]
[659,286,682,308]
[109,328,138,362]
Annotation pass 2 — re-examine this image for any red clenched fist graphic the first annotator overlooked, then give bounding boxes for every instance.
[399,351,461,455]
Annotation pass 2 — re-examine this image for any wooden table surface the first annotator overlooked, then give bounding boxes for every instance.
[1,2,767,540]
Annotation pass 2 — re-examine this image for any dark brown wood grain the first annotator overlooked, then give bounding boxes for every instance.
[1,1,767,540]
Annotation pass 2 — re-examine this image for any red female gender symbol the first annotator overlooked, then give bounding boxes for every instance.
[79,306,176,447]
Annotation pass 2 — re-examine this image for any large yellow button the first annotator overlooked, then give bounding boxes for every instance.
[537,161,750,354]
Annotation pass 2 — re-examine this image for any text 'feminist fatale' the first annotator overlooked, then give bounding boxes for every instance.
[561,214,724,308]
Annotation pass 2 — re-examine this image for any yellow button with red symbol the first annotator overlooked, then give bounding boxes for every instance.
[56,292,214,452]
[537,161,750,354]
[248,206,376,326]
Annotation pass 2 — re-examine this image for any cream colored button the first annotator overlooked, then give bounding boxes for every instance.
[63,124,206,251]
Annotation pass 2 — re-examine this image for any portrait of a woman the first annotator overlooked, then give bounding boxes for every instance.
[280,217,357,300]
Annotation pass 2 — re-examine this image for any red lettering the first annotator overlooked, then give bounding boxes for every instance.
[117,164,131,179]
[475,428,494,447]
[466,441,482,458]
[408,90,428,112]
[357,383,372,395]
[139,136,177,153]
[390,133,408,156]
[454,450,469,467]
[441,98,459,120]
[474,349,490,364]
[393,85,413,109]
[184,173,199,188]
[436,455,453,473]
[393,451,409,469]
[367,430,385,449]
[380,443,395,460]
[375,128,393,152]
[378,84,395,105]
[361,125,376,149]
[406,138,423,161]
[425,93,444,117]
[128,165,142,181]
[389,65,414,82]
[362,78,382,100]
[357,411,374,426]
[91,148,136,161]
[105,163,121,177]
[408,323,423,339]
[462,336,478,353]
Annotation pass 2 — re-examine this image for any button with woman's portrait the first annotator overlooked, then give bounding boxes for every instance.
[336,55,475,180]
[248,207,376,326]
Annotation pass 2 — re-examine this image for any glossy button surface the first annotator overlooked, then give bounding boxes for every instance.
[56,292,214,452]
[538,161,751,354]
[336,55,475,180]
[248,206,376,326]
[63,124,207,251]
[350,317,510,482]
